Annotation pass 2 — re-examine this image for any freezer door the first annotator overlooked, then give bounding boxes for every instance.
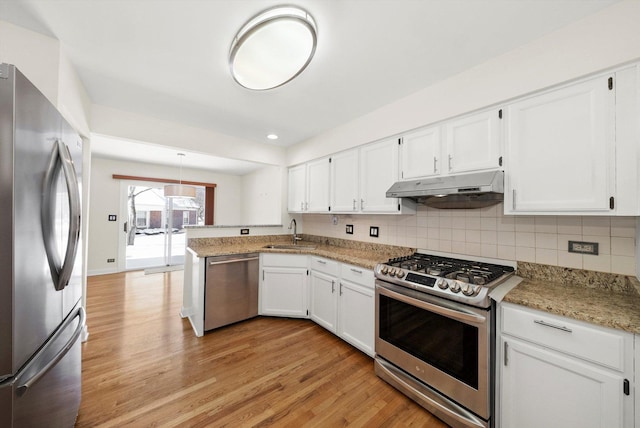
[12,304,84,428]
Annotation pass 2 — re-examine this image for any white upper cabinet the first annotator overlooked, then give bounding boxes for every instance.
[287,164,307,213]
[504,74,615,214]
[399,108,502,181]
[359,138,401,213]
[400,126,441,179]
[287,158,330,213]
[330,148,359,213]
[306,157,331,212]
[445,109,501,174]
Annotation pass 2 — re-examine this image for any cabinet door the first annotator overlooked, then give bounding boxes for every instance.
[309,271,338,333]
[501,336,624,428]
[287,164,307,212]
[260,267,307,317]
[505,75,614,213]
[330,149,359,212]
[359,138,400,213]
[401,126,441,179]
[445,109,501,174]
[306,157,330,212]
[338,280,374,356]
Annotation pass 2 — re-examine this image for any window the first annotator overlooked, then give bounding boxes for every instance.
[183,211,190,225]
[136,211,148,228]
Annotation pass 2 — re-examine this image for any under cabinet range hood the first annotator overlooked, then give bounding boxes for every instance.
[386,170,504,209]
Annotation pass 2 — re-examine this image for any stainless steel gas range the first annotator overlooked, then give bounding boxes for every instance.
[374,253,515,428]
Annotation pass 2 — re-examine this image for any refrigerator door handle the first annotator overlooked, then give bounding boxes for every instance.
[16,306,85,397]
[42,139,82,291]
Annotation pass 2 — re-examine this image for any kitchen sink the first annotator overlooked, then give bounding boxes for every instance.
[263,244,316,250]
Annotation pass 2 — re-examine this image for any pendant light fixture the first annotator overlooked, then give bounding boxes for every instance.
[164,153,196,199]
[229,5,317,90]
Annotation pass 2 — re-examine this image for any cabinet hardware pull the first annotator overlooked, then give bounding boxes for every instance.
[534,319,572,333]
[305,201,309,210]
[504,341,509,366]
[317,260,326,264]
[209,256,259,266]
[300,201,304,211]
[512,189,516,210]
[360,199,364,210]
[331,280,335,293]
[623,379,630,395]
[448,154,452,171]
[339,282,343,295]
[350,268,363,274]
[433,156,437,173]
[353,199,356,211]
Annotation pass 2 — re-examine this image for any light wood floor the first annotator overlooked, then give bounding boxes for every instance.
[76,270,448,427]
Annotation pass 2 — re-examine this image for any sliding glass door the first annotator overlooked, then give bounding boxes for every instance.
[121,182,204,271]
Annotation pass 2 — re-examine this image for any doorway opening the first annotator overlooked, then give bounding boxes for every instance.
[124,184,205,271]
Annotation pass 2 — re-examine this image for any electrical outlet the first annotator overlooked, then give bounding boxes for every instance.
[240,228,249,235]
[568,240,599,255]
[107,258,115,263]
[108,215,117,221]
[346,224,353,235]
[369,226,379,238]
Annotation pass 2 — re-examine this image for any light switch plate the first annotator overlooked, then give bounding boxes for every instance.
[369,226,379,238]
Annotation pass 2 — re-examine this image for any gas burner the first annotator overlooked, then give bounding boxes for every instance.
[374,252,515,308]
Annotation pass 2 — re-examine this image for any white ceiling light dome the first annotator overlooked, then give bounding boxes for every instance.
[229,5,317,90]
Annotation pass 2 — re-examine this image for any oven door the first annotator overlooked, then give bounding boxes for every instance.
[375,280,492,424]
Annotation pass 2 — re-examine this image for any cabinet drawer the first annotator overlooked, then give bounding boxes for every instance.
[310,256,339,276]
[340,264,374,288]
[501,303,627,371]
[261,253,308,268]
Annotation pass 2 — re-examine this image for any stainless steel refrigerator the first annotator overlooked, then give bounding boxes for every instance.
[0,63,84,427]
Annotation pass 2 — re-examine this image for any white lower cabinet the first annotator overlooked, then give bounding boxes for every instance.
[499,303,634,428]
[309,271,337,331]
[309,258,375,357]
[337,279,374,356]
[260,254,308,317]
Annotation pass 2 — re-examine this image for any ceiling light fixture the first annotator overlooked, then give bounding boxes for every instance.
[164,153,196,199]
[229,5,317,90]
[267,134,279,140]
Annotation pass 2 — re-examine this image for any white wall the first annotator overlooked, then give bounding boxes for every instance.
[88,156,246,274]
[241,165,284,225]
[287,1,640,165]
[289,1,640,277]
[0,20,91,137]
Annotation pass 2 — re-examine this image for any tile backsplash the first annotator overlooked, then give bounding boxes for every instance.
[301,204,637,276]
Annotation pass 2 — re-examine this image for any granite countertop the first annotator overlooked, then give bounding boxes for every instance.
[187,234,414,271]
[504,262,640,334]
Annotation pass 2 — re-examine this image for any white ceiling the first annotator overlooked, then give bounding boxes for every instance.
[0,0,619,172]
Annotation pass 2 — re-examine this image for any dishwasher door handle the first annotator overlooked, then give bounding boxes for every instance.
[209,256,259,266]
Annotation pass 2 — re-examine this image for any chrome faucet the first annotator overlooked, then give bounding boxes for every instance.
[288,218,302,245]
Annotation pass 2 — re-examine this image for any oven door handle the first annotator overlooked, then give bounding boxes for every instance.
[378,284,486,324]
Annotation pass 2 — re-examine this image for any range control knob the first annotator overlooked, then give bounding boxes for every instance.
[436,278,448,289]
[388,268,396,277]
[381,266,389,275]
[449,282,461,293]
[396,270,405,279]
[463,285,482,296]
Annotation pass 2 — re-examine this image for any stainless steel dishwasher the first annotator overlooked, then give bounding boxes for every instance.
[204,253,259,331]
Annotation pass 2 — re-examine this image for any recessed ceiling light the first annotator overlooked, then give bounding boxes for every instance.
[267,134,279,140]
[229,5,317,90]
